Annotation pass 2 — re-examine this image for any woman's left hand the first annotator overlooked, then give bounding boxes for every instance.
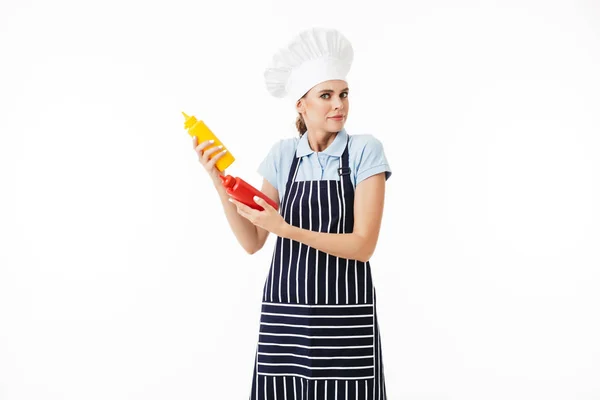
[229,196,288,237]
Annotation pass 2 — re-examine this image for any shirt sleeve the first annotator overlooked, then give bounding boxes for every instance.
[257,140,281,191]
[355,134,392,186]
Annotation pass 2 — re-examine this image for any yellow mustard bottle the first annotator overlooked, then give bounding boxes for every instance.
[182,111,235,172]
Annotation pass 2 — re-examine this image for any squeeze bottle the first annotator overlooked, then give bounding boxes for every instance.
[219,175,279,211]
[182,111,235,172]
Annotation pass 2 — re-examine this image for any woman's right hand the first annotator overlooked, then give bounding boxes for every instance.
[192,136,227,186]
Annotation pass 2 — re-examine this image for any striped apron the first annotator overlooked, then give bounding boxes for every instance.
[250,136,387,399]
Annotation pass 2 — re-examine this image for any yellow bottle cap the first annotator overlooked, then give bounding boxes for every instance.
[182,111,198,130]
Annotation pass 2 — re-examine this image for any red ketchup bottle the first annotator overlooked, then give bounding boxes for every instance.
[219,175,279,211]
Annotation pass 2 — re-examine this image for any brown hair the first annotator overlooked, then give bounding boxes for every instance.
[295,113,307,136]
[295,95,307,136]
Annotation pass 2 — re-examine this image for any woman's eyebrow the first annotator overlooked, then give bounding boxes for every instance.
[317,87,350,93]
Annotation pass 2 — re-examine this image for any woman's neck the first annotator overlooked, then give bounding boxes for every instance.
[306,129,338,152]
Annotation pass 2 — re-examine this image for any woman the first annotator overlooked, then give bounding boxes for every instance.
[193,27,391,399]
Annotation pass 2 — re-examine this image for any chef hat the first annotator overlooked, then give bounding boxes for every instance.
[264,27,354,102]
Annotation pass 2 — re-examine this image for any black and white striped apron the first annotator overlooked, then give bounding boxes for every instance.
[250,135,387,399]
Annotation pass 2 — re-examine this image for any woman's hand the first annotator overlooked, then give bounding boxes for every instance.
[192,136,227,186]
[229,196,288,237]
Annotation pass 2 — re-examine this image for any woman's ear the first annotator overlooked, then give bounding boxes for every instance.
[296,98,305,114]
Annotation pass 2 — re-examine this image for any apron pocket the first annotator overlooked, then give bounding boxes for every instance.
[257,302,375,379]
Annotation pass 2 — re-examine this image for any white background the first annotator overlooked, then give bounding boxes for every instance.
[1,0,599,399]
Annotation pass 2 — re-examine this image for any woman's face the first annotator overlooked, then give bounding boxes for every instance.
[296,80,349,134]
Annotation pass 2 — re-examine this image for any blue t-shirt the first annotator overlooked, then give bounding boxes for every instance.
[257,128,392,201]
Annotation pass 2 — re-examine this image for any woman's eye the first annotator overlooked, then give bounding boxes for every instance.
[320,92,349,99]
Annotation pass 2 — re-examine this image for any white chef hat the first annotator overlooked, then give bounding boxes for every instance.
[264,27,354,103]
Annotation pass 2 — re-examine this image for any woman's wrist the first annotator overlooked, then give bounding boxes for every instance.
[212,174,225,190]
[278,221,292,239]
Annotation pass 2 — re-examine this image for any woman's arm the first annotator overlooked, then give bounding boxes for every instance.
[214,180,261,254]
[254,179,279,252]
[215,177,279,255]
[280,172,386,262]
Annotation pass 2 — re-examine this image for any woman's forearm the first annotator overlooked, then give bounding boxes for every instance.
[279,224,372,262]
[213,180,259,254]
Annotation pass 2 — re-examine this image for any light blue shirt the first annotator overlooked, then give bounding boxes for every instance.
[257,128,392,201]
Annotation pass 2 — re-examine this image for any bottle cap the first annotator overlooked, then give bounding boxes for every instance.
[219,174,234,189]
[182,111,198,130]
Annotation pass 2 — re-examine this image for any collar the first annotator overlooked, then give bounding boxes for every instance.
[296,128,348,158]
